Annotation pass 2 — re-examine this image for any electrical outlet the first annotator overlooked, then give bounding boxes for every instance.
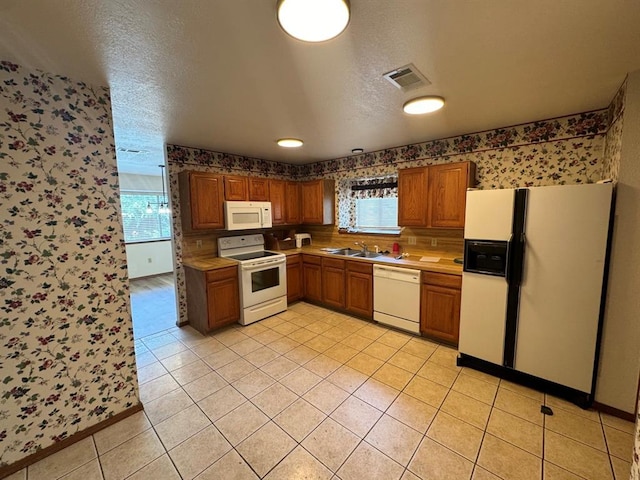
[408,236,417,245]
[431,238,438,247]
[147,258,152,263]
[196,240,202,249]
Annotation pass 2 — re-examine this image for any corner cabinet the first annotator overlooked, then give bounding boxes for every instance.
[398,161,476,228]
[285,181,301,224]
[420,272,462,346]
[428,162,476,228]
[184,265,240,334]
[286,254,303,303]
[301,179,335,225]
[269,179,286,225]
[179,171,225,231]
[270,180,300,226]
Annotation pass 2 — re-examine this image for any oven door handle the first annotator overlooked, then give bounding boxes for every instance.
[241,259,285,271]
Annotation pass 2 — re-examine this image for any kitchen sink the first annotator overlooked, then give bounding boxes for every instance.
[327,248,361,256]
[326,248,382,259]
[351,251,383,259]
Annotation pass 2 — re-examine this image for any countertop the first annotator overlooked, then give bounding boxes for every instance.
[183,246,462,275]
[182,256,239,271]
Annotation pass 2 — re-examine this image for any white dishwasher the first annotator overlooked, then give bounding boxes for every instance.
[373,265,421,334]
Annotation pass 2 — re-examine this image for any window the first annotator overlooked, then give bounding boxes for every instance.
[338,176,401,234]
[120,193,171,243]
[355,197,399,230]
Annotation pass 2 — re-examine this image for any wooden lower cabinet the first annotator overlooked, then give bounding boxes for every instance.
[346,261,373,318]
[286,254,303,303]
[184,265,240,334]
[302,254,322,302]
[299,254,372,319]
[420,272,462,345]
[322,257,346,309]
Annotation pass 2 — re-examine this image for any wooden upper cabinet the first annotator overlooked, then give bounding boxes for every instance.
[179,171,225,230]
[398,167,429,226]
[224,175,249,201]
[270,179,286,225]
[248,177,270,201]
[285,181,301,224]
[428,161,476,228]
[301,179,335,225]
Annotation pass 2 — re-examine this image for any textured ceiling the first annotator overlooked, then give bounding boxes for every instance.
[2,0,640,175]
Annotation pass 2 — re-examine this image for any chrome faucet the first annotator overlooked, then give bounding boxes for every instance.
[354,241,368,253]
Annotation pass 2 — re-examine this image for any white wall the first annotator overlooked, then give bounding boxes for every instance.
[126,240,174,278]
[596,70,640,413]
[119,172,164,192]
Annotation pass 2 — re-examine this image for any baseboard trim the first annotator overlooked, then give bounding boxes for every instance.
[0,403,144,479]
[592,401,636,422]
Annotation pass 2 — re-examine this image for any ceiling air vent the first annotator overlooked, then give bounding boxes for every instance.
[383,63,431,91]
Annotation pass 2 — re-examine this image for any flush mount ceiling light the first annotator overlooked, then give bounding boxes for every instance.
[403,96,445,115]
[351,148,364,154]
[277,0,350,42]
[277,138,304,148]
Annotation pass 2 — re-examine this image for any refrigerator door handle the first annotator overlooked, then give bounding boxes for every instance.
[517,232,526,285]
[505,234,514,283]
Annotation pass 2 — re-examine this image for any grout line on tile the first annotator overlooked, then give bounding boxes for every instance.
[600,413,618,480]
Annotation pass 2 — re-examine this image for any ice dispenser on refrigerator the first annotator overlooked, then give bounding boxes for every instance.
[463,240,508,276]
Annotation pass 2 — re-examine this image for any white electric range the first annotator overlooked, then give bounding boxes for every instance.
[218,234,287,325]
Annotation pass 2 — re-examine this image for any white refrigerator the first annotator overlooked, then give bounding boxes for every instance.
[458,183,613,405]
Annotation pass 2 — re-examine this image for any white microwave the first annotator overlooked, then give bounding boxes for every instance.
[224,201,273,230]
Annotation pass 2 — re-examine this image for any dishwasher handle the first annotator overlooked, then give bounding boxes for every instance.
[373,265,421,283]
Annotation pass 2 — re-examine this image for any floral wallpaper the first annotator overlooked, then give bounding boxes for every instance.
[601,79,626,183]
[300,110,608,188]
[0,61,137,468]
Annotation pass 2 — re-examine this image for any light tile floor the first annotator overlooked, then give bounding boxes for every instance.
[13,302,635,480]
